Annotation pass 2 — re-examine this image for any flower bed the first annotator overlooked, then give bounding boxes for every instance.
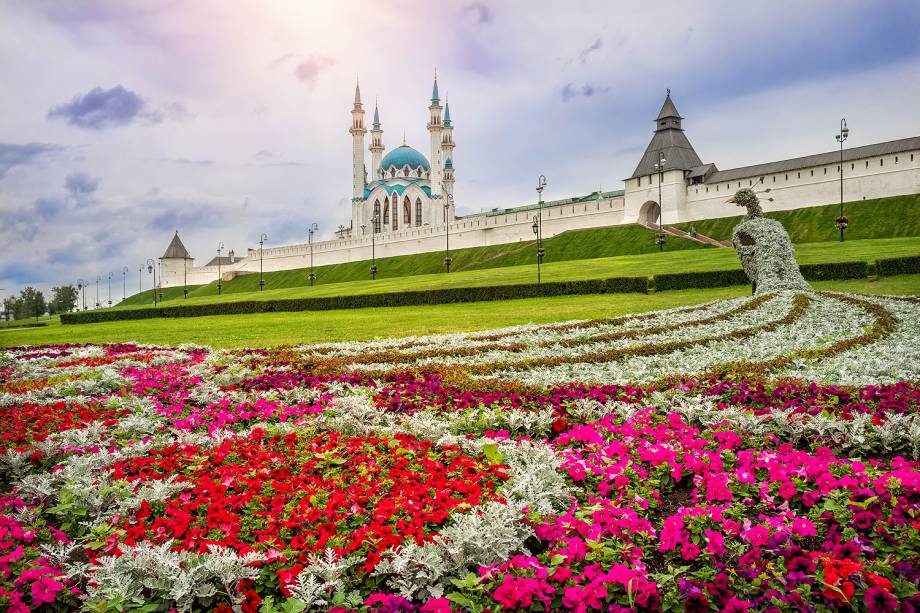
[0,290,918,611]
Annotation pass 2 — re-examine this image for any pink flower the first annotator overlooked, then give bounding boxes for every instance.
[681,542,701,561]
[742,525,771,547]
[31,577,63,605]
[704,530,725,557]
[420,598,453,613]
[778,481,798,500]
[791,517,816,537]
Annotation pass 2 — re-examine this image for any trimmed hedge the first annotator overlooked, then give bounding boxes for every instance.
[799,261,869,281]
[653,260,870,291]
[61,276,650,325]
[876,254,920,277]
[653,269,749,291]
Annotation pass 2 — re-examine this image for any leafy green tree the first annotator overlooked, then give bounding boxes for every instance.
[16,287,47,319]
[49,285,78,315]
[1,297,16,322]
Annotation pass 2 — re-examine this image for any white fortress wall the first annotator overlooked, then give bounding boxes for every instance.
[160,195,625,286]
[683,148,920,222]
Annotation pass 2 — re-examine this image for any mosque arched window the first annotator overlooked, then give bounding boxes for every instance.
[392,201,399,231]
[415,198,422,226]
[390,168,396,177]
[383,198,390,224]
[373,200,381,233]
[417,168,423,177]
[403,196,411,224]
[403,166,410,177]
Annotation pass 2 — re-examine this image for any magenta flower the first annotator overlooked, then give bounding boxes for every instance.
[31,577,63,605]
[742,525,771,547]
[864,585,898,613]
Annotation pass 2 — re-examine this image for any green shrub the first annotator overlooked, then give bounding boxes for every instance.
[61,276,650,325]
[653,269,749,291]
[876,255,920,277]
[653,261,869,291]
[799,261,869,281]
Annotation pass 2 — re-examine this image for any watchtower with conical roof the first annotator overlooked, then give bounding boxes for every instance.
[159,231,194,292]
[624,90,702,226]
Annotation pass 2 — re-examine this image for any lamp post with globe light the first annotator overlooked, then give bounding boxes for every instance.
[107,272,113,307]
[77,278,85,311]
[146,259,157,307]
[835,118,850,242]
[122,266,128,302]
[258,233,268,291]
[369,216,379,279]
[654,151,667,251]
[444,194,454,273]
[534,175,547,283]
[217,242,224,295]
[308,223,318,286]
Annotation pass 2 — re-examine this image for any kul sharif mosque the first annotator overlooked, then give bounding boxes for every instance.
[344,75,456,239]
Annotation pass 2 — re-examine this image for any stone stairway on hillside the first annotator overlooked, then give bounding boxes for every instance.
[638,221,731,247]
[663,225,733,247]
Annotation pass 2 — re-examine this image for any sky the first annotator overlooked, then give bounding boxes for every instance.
[1,0,920,299]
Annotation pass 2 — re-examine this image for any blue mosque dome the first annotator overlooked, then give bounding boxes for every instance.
[379,145,430,172]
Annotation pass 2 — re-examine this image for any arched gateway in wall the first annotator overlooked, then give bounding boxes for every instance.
[639,201,660,226]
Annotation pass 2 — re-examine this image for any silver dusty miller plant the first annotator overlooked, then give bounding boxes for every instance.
[729,187,811,295]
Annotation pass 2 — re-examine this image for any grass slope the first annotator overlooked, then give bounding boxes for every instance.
[674,194,920,243]
[4,274,919,349]
[114,237,920,309]
[121,225,707,306]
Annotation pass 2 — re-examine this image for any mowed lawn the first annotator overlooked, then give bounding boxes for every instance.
[4,273,919,349]
[116,236,920,309]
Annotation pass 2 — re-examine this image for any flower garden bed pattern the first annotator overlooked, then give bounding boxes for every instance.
[1,290,919,611]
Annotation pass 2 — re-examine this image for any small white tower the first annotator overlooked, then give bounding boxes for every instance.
[441,100,455,221]
[369,100,384,180]
[427,73,443,199]
[349,80,367,200]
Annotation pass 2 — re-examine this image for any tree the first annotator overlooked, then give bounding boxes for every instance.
[49,285,78,315]
[1,297,16,322]
[15,287,47,320]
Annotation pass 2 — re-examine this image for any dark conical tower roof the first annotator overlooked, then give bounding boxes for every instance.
[656,91,681,121]
[161,231,192,259]
[629,90,702,179]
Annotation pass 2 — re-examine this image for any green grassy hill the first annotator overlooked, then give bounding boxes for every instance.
[120,193,920,308]
[122,224,707,306]
[115,236,920,310]
[675,194,920,243]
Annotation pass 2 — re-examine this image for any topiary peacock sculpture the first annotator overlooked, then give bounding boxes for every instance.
[728,187,811,295]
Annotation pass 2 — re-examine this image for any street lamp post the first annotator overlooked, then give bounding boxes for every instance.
[835,118,850,242]
[217,242,224,295]
[138,266,142,296]
[77,279,85,311]
[146,259,157,307]
[107,272,113,307]
[95,276,101,309]
[258,233,268,290]
[308,223,318,286]
[183,255,189,298]
[654,152,667,251]
[122,266,128,302]
[535,175,547,283]
[369,216,379,279]
[444,194,453,273]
